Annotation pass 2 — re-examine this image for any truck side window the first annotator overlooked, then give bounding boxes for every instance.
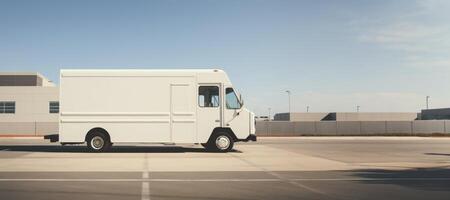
[198,86,219,107]
[226,88,241,109]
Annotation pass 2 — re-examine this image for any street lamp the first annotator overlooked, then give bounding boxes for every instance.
[426,96,430,110]
[285,90,291,113]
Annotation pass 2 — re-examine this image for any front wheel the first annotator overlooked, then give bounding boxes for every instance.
[205,132,234,152]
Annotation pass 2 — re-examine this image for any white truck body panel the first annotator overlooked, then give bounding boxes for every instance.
[59,69,255,144]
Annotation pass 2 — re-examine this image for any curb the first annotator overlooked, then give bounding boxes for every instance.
[0,135,44,139]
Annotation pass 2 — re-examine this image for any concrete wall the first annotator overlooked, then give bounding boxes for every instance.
[268,121,294,136]
[386,121,412,135]
[337,121,361,135]
[446,121,450,134]
[0,122,58,136]
[257,120,450,136]
[413,120,445,134]
[294,122,316,135]
[0,85,59,135]
[274,112,419,121]
[361,121,386,135]
[315,122,337,135]
[0,86,59,123]
[336,112,418,121]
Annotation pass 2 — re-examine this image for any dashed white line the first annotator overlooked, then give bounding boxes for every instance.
[142,172,149,179]
[142,153,150,200]
[141,182,150,200]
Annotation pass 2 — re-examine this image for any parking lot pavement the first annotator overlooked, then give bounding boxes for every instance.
[1,137,450,200]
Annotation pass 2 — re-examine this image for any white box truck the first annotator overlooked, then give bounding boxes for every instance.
[45,69,256,152]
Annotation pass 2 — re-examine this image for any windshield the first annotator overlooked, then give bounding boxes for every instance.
[226,88,241,109]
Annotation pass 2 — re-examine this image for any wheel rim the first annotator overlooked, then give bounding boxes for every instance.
[91,136,104,150]
[215,135,230,150]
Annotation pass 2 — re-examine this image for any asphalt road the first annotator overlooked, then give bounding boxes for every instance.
[1,137,450,200]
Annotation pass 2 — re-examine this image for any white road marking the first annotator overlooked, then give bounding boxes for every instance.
[142,172,149,179]
[141,153,150,200]
[0,178,449,182]
[141,182,150,200]
[142,172,150,200]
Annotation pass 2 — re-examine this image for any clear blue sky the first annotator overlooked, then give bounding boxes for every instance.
[1,0,449,116]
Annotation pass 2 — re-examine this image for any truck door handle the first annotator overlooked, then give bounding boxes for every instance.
[215,120,220,122]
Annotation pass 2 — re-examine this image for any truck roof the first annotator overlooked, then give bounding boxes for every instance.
[61,69,224,76]
[60,69,232,85]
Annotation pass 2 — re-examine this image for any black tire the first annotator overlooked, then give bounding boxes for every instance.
[205,132,234,152]
[86,131,111,152]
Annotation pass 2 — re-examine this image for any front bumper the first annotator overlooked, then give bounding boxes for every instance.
[238,134,257,142]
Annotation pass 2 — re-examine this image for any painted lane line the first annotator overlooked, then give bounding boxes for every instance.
[0,178,280,182]
[142,172,150,200]
[1,178,450,182]
[142,172,149,179]
[142,182,150,200]
[141,153,150,200]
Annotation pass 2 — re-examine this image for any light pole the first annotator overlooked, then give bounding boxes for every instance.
[285,90,291,113]
[307,106,309,113]
[426,96,430,110]
[357,105,360,112]
[268,107,271,121]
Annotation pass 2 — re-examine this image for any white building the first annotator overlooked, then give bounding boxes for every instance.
[0,72,59,136]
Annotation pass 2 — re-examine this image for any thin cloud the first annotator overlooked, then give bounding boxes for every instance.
[406,58,450,70]
[357,0,450,70]
[360,23,438,42]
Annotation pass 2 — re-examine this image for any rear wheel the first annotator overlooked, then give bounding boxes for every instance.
[87,132,111,152]
[204,132,234,152]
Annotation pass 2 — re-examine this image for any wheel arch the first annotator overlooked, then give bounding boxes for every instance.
[85,127,111,142]
[210,127,238,142]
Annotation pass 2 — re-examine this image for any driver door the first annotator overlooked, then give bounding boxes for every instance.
[196,84,222,143]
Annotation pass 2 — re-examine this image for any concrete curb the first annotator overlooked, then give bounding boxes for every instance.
[0,135,44,139]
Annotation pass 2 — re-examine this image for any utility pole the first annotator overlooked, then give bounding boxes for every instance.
[426,96,430,110]
[285,90,291,114]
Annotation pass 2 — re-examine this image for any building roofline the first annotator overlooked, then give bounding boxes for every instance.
[0,71,55,87]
